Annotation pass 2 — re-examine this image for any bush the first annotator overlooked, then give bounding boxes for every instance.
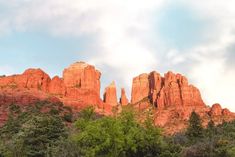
[63,113,73,122]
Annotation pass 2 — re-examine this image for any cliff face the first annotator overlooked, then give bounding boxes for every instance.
[120,88,129,106]
[61,62,103,109]
[131,71,205,108]
[63,62,101,95]
[103,81,118,106]
[0,61,234,134]
[0,62,107,123]
[0,68,51,92]
[131,71,235,134]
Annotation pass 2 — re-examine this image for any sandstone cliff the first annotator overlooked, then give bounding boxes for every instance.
[131,71,235,134]
[120,88,129,106]
[0,61,234,134]
[103,81,118,106]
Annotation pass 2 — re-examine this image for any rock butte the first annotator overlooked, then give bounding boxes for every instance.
[0,61,234,134]
[103,81,118,106]
[120,88,129,106]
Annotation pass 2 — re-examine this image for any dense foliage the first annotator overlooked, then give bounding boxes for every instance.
[0,103,235,157]
[174,111,235,157]
[71,107,179,157]
[0,101,71,157]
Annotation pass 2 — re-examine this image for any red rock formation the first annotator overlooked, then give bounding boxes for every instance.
[131,71,235,134]
[0,88,63,127]
[0,62,104,111]
[22,69,51,92]
[103,81,118,106]
[156,72,205,109]
[49,76,65,96]
[62,62,103,108]
[131,73,150,104]
[63,62,101,96]
[210,103,223,116]
[209,104,234,117]
[0,89,60,106]
[222,108,232,116]
[0,69,51,92]
[149,71,162,105]
[131,71,205,110]
[0,61,234,134]
[120,88,129,106]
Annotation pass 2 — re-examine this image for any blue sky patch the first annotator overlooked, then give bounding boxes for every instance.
[0,31,92,77]
[157,3,208,50]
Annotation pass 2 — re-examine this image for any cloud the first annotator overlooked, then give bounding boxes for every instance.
[0,0,235,111]
[225,43,235,68]
[0,0,164,87]
[189,55,235,111]
[84,0,165,88]
[157,0,235,111]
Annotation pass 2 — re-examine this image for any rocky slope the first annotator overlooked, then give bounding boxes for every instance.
[0,61,234,134]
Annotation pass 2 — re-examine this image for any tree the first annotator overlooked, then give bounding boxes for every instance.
[72,106,173,157]
[186,111,204,143]
[0,102,69,157]
[47,139,81,157]
[205,120,217,141]
[18,115,67,157]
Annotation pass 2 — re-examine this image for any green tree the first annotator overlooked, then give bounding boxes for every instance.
[72,106,173,157]
[186,111,204,143]
[0,102,69,157]
[50,140,81,157]
[18,115,67,157]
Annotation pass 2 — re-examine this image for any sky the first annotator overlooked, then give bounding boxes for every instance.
[0,0,235,111]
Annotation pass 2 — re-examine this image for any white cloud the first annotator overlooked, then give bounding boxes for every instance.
[0,0,235,111]
[86,0,164,87]
[180,0,235,111]
[189,56,235,111]
[0,0,164,88]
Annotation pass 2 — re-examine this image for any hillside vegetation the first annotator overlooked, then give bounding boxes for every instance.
[0,102,235,157]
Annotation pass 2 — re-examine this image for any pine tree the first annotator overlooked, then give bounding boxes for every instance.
[186,111,204,143]
[207,120,216,138]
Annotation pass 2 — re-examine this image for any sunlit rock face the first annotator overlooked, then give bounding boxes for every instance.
[131,73,150,104]
[49,76,65,96]
[0,68,51,92]
[210,103,223,116]
[131,71,205,109]
[0,62,106,116]
[103,81,118,106]
[63,61,101,95]
[120,88,129,106]
[131,71,235,134]
[0,61,234,134]
[62,62,103,108]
